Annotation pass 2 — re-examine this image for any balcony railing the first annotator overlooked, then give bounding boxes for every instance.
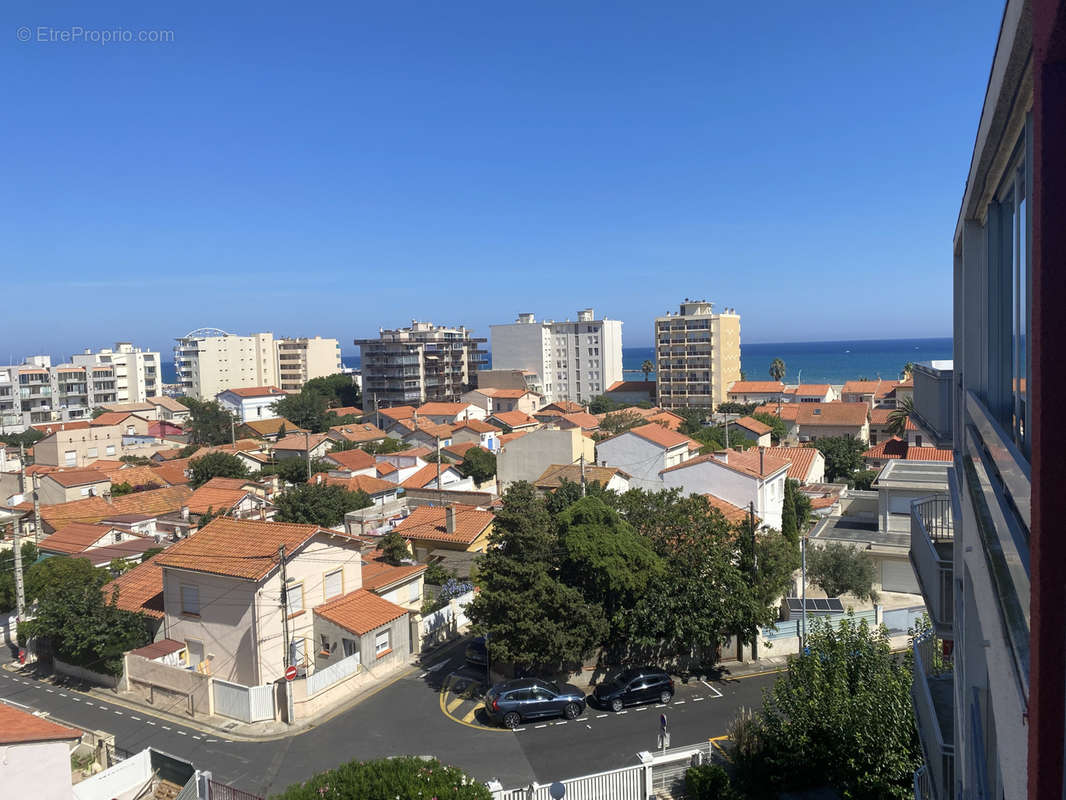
[911,628,954,800]
[910,494,954,635]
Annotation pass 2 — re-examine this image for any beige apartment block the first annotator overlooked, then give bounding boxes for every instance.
[276,336,342,391]
[173,330,278,400]
[72,342,161,402]
[32,415,158,467]
[654,300,741,411]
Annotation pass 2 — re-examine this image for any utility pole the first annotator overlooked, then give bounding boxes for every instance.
[31,472,42,546]
[304,431,312,482]
[279,544,294,724]
[801,533,808,650]
[435,435,442,507]
[230,416,236,445]
[749,501,758,661]
[579,453,586,497]
[12,518,26,620]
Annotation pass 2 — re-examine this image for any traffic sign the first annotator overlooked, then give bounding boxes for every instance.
[284,665,298,681]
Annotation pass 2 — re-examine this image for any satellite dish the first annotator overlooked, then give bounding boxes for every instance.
[548,782,566,799]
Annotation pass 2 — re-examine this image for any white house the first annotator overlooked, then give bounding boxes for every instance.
[786,384,837,403]
[400,463,475,492]
[534,463,632,494]
[729,416,772,448]
[659,448,791,530]
[726,381,786,405]
[496,427,594,490]
[216,386,288,423]
[0,703,81,799]
[450,419,501,452]
[414,402,487,425]
[770,446,826,485]
[595,423,699,491]
[374,448,430,484]
[461,388,542,416]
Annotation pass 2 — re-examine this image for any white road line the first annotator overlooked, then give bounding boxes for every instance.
[146,722,155,726]
[554,721,567,725]
[114,711,123,715]
[176,730,187,736]
[655,704,666,708]
[707,685,723,698]
[193,735,202,740]
[59,693,67,697]
[45,689,54,693]
[617,711,628,715]
[674,700,686,705]
[635,707,648,711]
[206,739,218,743]
[161,726,171,731]
[131,716,141,721]
[1,698,32,709]
[596,714,608,718]
[83,702,93,707]
[534,724,547,728]
[71,697,80,702]
[513,728,526,732]
[693,697,705,702]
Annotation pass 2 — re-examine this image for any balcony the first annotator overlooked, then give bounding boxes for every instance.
[911,629,954,800]
[910,495,954,636]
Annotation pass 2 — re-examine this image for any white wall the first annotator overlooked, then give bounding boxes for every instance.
[73,747,152,800]
[497,428,592,489]
[660,459,786,530]
[488,322,550,400]
[1,740,74,799]
[596,434,669,490]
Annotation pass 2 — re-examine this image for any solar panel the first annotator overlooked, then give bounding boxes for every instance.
[784,597,845,616]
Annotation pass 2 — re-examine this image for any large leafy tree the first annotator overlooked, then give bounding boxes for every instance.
[181,398,237,446]
[752,411,787,445]
[378,531,410,566]
[189,451,250,488]
[468,482,606,670]
[812,435,867,483]
[806,542,879,601]
[0,428,44,449]
[360,437,407,455]
[260,457,334,485]
[273,756,490,800]
[0,541,39,613]
[273,483,373,526]
[272,392,332,433]
[598,409,645,436]
[732,614,920,799]
[303,373,361,409]
[781,480,799,543]
[457,446,496,484]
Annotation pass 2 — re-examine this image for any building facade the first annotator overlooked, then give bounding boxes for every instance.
[275,336,342,392]
[174,329,278,400]
[907,2,1066,798]
[71,342,161,402]
[0,357,121,430]
[489,309,623,405]
[355,321,487,409]
[654,301,741,410]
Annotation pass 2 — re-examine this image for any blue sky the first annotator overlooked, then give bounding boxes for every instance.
[3,1,1003,358]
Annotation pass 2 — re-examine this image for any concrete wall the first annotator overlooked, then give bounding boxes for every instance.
[404,488,495,507]
[34,422,160,467]
[1,740,75,799]
[661,459,786,530]
[912,364,953,446]
[596,434,669,490]
[799,421,869,444]
[123,653,214,717]
[497,428,593,489]
[39,477,111,505]
[54,658,120,689]
[73,745,152,800]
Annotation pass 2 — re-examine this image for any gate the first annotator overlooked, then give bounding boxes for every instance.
[497,765,643,800]
[212,678,275,723]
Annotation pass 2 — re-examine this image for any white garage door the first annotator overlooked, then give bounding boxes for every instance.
[888,494,914,515]
[882,558,921,594]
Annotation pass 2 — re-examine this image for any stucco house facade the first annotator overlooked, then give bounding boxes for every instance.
[595,423,699,490]
[496,427,594,490]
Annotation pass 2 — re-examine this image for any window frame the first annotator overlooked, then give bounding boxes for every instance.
[180,584,200,617]
[285,581,304,617]
[323,568,343,601]
[374,629,391,658]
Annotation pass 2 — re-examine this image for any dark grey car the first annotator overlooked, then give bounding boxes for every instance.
[483,678,586,729]
[592,667,674,712]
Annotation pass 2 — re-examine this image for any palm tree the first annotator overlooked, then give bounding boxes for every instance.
[900,362,915,381]
[769,358,786,382]
[887,395,915,438]
[641,359,654,382]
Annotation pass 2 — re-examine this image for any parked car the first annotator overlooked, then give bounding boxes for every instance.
[465,636,488,667]
[483,678,586,729]
[592,667,674,712]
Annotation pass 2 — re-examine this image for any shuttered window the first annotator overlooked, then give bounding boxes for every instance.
[324,569,343,600]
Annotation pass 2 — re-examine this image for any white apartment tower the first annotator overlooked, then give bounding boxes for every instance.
[275,336,343,392]
[71,342,161,402]
[654,300,741,410]
[174,329,278,400]
[489,309,623,405]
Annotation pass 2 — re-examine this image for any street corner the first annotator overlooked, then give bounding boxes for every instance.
[439,671,506,732]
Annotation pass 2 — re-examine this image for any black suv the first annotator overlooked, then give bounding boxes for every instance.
[592,667,674,712]
[484,678,586,729]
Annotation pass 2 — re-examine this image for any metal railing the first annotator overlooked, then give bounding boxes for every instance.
[911,495,954,631]
[913,764,932,800]
[914,495,953,541]
[911,628,954,800]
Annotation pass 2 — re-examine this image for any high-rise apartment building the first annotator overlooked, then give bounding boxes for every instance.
[654,301,740,410]
[355,321,487,409]
[275,336,343,392]
[174,330,278,400]
[489,309,623,405]
[0,356,120,430]
[71,342,161,402]
[908,3,1065,799]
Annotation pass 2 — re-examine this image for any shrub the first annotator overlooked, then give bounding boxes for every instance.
[271,756,491,799]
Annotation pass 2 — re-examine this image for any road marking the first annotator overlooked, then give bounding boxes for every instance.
[2,698,32,709]
[131,716,141,721]
[674,700,685,705]
[693,697,705,702]
[207,739,218,743]
[445,695,467,714]
[45,689,54,693]
[513,728,525,732]
[617,711,627,715]
[161,726,171,731]
[146,721,155,726]
[554,721,567,726]
[595,714,608,718]
[176,730,186,736]
[460,706,478,724]
[193,735,202,740]
[535,724,547,728]
[71,697,80,702]
[59,693,67,697]
[114,711,123,715]
[83,702,93,707]
[635,707,648,711]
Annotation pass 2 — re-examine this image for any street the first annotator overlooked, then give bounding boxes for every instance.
[0,647,778,796]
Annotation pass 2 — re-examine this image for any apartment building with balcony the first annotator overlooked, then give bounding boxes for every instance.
[71,342,161,402]
[0,357,121,430]
[355,321,487,410]
[908,2,1066,798]
[275,336,342,391]
[173,329,277,400]
[489,309,623,405]
[653,300,741,411]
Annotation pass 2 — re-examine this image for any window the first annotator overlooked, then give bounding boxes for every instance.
[915,435,923,447]
[105,445,116,456]
[342,638,358,657]
[319,634,331,656]
[64,450,76,466]
[285,581,304,616]
[324,569,343,600]
[180,584,200,616]
[375,630,391,657]
[87,447,98,458]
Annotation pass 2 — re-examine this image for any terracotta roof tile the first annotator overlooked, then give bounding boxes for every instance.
[39,522,125,554]
[103,557,165,619]
[150,463,190,486]
[472,388,534,399]
[200,477,263,492]
[616,423,692,449]
[222,386,286,398]
[401,463,461,489]
[732,416,772,436]
[314,588,409,636]
[754,403,801,422]
[31,421,92,435]
[377,406,416,422]
[239,418,305,437]
[841,380,883,395]
[702,494,752,525]
[605,380,656,393]
[869,408,894,425]
[791,384,831,395]
[863,438,952,463]
[488,411,540,428]
[147,396,188,413]
[728,381,785,394]
[41,469,110,488]
[440,441,480,460]
[311,473,398,495]
[329,406,364,417]
[103,465,170,488]
[0,703,81,744]
[376,462,399,477]
[273,432,330,451]
[796,403,869,427]
[499,431,529,444]
[770,446,821,481]
[323,448,376,472]
[452,419,501,434]
[34,486,192,531]
[555,411,600,430]
[90,411,144,427]
[382,447,431,459]
[416,402,477,417]
[330,422,388,443]
[186,486,250,515]
[534,464,629,489]
[361,551,426,593]
[661,449,791,479]
[392,504,494,545]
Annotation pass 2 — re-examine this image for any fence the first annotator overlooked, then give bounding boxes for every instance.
[212,678,275,723]
[760,608,879,644]
[207,779,264,800]
[306,651,361,696]
[420,589,476,648]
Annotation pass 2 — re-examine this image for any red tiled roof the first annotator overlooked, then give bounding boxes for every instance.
[186,486,249,515]
[417,402,477,417]
[401,463,460,489]
[841,380,883,395]
[103,465,170,488]
[0,702,81,744]
[474,388,534,399]
[732,416,772,436]
[796,403,869,427]
[128,638,186,659]
[314,588,409,636]
[754,403,801,422]
[537,401,585,414]
[702,494,752,525]
[661,449,790,479]
[223,386,286,398]
[150,463,190,486]
[200,477,262,492]
[621,423,692,449]
[728,381,785,394]
[556,412,600,430]
[90,411,144,427]
[312,473,398,495]
[863,438,953,463]
[324,448,376,472]
[534,464,629,489]
[85,459,126,471]
[147,396,189,413]
[376,462,399,477]
[452,418,501,434]
[39,522,123,554]
[31,421,92,435]
[239,417,305,437]
[770,446,821,481]
[499,431,529,444]
[392,504,495,545]
[32,486,193,531]
[792,384,831,396]
[361,551,426,593]
[382,447,431,459]
[488,411,540,428]
[273,432,330,451]
[103,557,165,619]
[377,406,416,422]
[330,423,388,443]
[869,408,893,425]
[155,517,344,580]
[329,406,364,417]
[605,380,656,393]
[441,441,480,460]
[41,469,110,488]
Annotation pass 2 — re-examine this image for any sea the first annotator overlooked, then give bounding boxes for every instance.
[161,337,952,387]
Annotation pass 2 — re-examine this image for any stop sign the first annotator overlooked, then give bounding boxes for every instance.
[285,665,298,681]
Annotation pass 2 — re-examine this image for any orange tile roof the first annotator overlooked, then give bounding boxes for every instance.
[239,417,305,437]
[147,396,189,413]
[841,380,883,395]
[39,522,124,554]
[361,551,426,593]
[644,410,683,431]
[186,485,249,515]
[155,517,338,580]
[34,486,193,531]
[383,447,432,459]
[223,386,286,398]
[90,411,145,427]
[273,432,330,451]
[0,703,81,744]
[499,431,529,444]
[618,423,692,449]
[702,494,752,525]
[103,557,165,619]
[534,464,629,489]
[329,406,364,417]
[728,381,785,394]
[796,403,869,427]
[103,465,170,488]
[452,418,501,434]
[312,473,398,494]
[314,588,409,636]
[376,462,399,477]
[392,504,495,545]
[152,447,187,461]
[330,422,388,443]
[440,441,480,460]
[869,408,894,425]
[150,463,190,486]
[732,416,772,436]
[473,388,534,399]
[556,411,600,430]
[769,446,821,481]
[85,459,125,471]
[31,421,92,435]
[324,448,376,472]
[377,406,416,422]
[416,402,476,417]
[908,446,954,462]
[862,438,953,463]
[661,449,791,479]
[401,463,460,489]
[537,401,585,414]
[489,411,540,428]
[754,403,801,422]
[42,469,110,488]
[399,421,456,439]
[792,384,831,395]
[605,380,657,393]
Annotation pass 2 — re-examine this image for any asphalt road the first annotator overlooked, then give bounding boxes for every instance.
[0,648,777,796]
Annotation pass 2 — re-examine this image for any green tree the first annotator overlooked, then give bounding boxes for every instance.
[781,479,799,543]
[732,614,919,798]
[555,496,663,638]
[273,482,373,527]
[272,391,331,433]
[852,468,879,491]
[588,395,625,415]
[788,479,812,534]
[423,450,452,464]
[887,395,915,439]
[178,443,202,458]
[189,451,250,488]
[25,556,106,604]
[641,359,654,381]
[812,436,867,483]
[259,457,334,485]
[457,446,496,484]
[272,756,490,800]
[714,401,757,416]
[468,483,606,670]
[900,362,915,381]
[379,531,410,566]
[0,540,40,613]
[303,373,361,408]
[769,358,786,382]
[182,398,237,445]
[361,437,407,455]
[0,428,44,449]
[598,409,644,436]
[110,482,134,497]
[751,411,786,445]
[806,542,879,601]
[685,764,740,800]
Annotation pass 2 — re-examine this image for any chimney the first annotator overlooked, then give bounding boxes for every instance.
[181,504,189,521]
[445,504,456,534]
[759,447,765,475]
